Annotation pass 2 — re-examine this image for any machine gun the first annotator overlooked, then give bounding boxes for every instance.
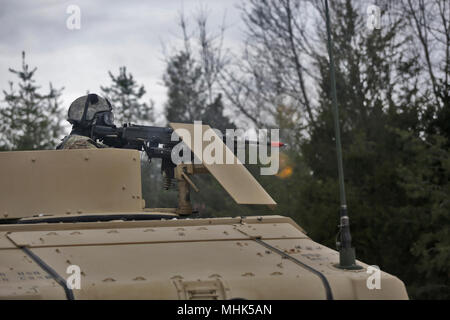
[91,123,284,215]
[92,124,178,184]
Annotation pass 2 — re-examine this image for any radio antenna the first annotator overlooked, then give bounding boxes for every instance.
[324,0,362,270]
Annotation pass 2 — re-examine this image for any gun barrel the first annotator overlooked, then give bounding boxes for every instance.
[228,139,285,148]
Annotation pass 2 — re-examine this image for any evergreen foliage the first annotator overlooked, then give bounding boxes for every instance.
[164,51,234,132]
[0,52,64,150]
[101,66,154,125]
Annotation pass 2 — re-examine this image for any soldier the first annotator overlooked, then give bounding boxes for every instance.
[57,93,115,149]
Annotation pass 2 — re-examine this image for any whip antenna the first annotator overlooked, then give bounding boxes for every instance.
[324,0,362,270]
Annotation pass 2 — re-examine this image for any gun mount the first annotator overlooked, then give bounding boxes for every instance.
[89,122,279,215]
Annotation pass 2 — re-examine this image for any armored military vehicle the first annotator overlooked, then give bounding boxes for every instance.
[0,123,408,300]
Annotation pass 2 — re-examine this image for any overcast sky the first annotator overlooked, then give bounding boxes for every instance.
[0,0,244,120]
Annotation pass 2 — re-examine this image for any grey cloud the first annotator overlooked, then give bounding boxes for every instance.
[0,0,243,116]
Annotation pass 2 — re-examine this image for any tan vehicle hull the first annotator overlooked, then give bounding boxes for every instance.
[0,215,408,300]
[0,149,408,299]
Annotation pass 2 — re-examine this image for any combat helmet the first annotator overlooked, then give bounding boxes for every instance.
[68,93,114,127]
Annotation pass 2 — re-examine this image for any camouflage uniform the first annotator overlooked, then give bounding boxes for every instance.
[57,134,106,150]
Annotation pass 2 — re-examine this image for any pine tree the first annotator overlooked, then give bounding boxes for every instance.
[0,51,64,150]
[202,93,236,132]
[101,66,154,125]
[163,51,234,131]
[164,51,205,123]
[295,0,449,299]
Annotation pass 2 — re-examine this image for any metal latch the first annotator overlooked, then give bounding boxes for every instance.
[173,279,228,300]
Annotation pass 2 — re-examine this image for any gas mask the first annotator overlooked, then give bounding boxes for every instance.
[94,110,115,127]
